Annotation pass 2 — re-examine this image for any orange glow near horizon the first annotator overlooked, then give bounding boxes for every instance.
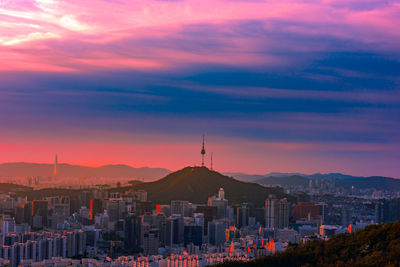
[1,0,399,178]
[0,132,398,177]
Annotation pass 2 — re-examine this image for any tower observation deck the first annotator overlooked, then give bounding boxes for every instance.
[201,135,206,167]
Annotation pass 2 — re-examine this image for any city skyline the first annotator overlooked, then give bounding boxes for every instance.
[0,134,398,177]
[1,0,400,177]
[1,1,400,266]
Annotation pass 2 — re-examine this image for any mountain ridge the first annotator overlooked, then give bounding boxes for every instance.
[2,162,398,190]
[223,171,394,182]
[0,162,171,181]
[253,174,400,191]
[226,172,400,191]
[129,166,290,207]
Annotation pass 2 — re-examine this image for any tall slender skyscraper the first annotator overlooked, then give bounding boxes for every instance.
[265,195,279,229]
[53,154,58,178]
[201,135,206,167]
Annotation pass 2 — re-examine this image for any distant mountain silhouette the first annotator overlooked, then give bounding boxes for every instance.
[222,172,266,182]
[308,172,364,180]
[131,166,288,207]
[255,175,310,187]
[0,162,171,181]
[229,172,400,191]
[224,172,311,182]
[265,172,306,177]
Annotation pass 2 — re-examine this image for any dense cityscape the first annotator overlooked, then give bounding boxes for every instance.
[0,143,399,267]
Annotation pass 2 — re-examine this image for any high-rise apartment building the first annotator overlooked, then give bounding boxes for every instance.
[208,188,228,219]
[265,195,279,229]
[265,195,290,229]
[124,213,141,252]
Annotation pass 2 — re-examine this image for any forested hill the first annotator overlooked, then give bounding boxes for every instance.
[131,166,289,207]
[217,222,400,267]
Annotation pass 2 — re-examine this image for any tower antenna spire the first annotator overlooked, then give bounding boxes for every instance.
[201,135,206,167]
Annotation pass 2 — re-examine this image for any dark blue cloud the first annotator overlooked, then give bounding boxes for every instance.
[1,18,399,148]
[1,51,399,146]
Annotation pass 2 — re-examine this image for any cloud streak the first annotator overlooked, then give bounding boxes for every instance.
[1,0,400,71]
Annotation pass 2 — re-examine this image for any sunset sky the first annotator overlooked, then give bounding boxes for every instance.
[0,0,399,176]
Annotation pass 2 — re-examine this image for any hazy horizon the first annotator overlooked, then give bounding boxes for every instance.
[0,160,398,179]
[1,0,399,177]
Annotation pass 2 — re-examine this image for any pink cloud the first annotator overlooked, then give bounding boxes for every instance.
[0,0,399,72]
